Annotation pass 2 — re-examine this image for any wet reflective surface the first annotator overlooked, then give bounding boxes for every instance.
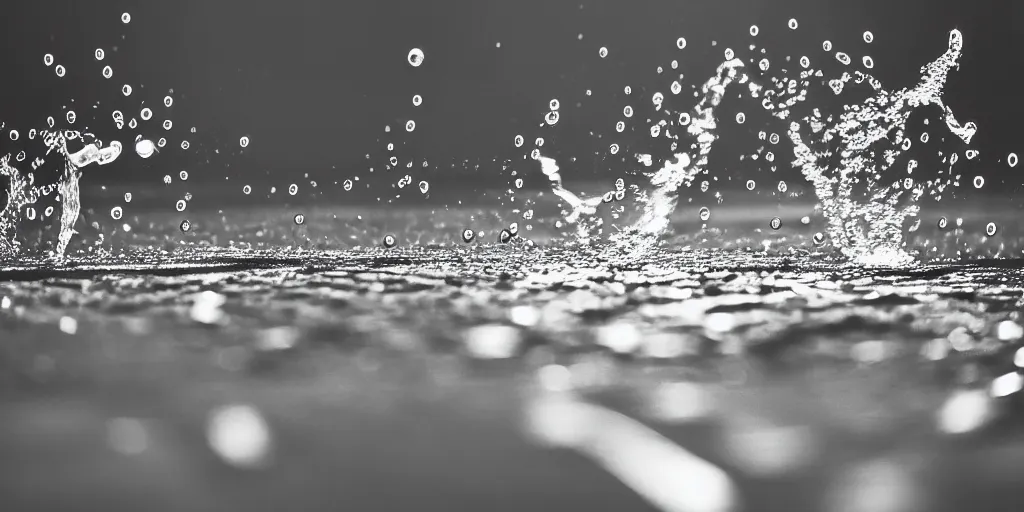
[3,207,1024,511]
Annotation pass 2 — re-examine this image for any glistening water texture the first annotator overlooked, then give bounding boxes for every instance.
[4,7,1024,512]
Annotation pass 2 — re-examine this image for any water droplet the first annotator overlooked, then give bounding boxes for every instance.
[836,52,851,65]
[615,178,625,190]
[44,206,54,218]
[111,206,123,220]
[122,84,132,96]
[407,48,424,67]
[530,148,541,160]
[509,222,520,236]
[66,111,76,124]
[1008,153,1018,167]
[966,149,978,160]
[800,56,810,68]
[288,183,298,195]
[515,178,524,188]
[175,199,186,212]
[777,181,788,193]
[736,112,746,124]
[603,192,614,203]
[419,181,429,194]
[125,192,132,203]
[293,213,305,225]
[412,94,422,106]
[343,179,353,191]
[759,58,770,71]
[499,229,512,244]
[671,81,682,95]
[614,189,626,201]
[549,99,560,111]
[43,53,54,66]
[239,136,250,148]
[545,111,559,125]
[181,140,190,150]
[749,25,759,37]
[986,222,997,236]
[514,135,524,147]
[8,130,17,141]
[770,217,782,230]
[135,139,155,158]
[676,37,687,49]
[624,86,632,95]
[157,138,166,148]
[746,180,756,190]
[121,12,131,23]
[243,185,252,195]
[812,232,825,245]
[862,56,874,69]
[973,176,984,188]
[863,31,874,43]
[461,229,475,243]
[180,220,191,232]
[938,216,948,229]
[382,234,397,248]
[787,18,798,29]
[699,207,711,221]
[599,47,608,58]
[55,65,65,77]
[623,106,633,118]
[920,132,929,143]
[405,120,416,132]
[650,125,661,137]
[535,137,544,147]
[615,121,626,132]
[102,65,113,79]
[609,143,619,155]
[140,108,152,120]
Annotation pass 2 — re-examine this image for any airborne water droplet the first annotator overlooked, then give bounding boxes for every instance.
[973,176,984,188]
[412,94,422,107]
[514,135,524,147]
[293,213,305,225]
[787,18,798,29]
[240,136,250,148]
[111,206,123,220]
[746,180,756,190]
[750,25,759,37]
[676,37,686,49]
[382,234,397,248]
[770,217,782,230]
[499,229,512,244]
[288,183,298,195]
[938,216,948,230]
[180,220,191,232]
[699,207,711,222]
[175,200,187,212]
[1008,153,1018,168]
[609,143,619,155]
[243,185,252,195]
[986,222,997,236]
[599,47,608,58]
[419,181,429,194]
[812,232,825,245]
[121,12,131,23]
[461,229,475,243]
[405,120,416,132]
[407,48,424,67]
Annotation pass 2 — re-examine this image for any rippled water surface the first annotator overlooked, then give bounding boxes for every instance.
[3,207,1024,512]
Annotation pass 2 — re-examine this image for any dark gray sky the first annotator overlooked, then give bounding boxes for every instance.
[1,0,1022,194]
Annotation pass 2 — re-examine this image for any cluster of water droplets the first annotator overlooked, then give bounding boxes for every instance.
[507,19,995,264]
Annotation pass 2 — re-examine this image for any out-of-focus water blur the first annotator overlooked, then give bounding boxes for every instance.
[4,205,1024,512]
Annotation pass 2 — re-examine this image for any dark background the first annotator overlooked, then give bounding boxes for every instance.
[1,0,1022,206]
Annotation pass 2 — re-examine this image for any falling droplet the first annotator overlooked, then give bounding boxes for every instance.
[699,207,711,222]
[382,234,397,248]
[770,217,782,230]
[499,229,512,244]
[461,229,475,243]
[293,213,305,225]
[180,220,191,232]
[407,48,425,67]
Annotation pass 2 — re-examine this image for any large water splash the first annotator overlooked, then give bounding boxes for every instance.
[777,29,976,265]
[528,28,979,266]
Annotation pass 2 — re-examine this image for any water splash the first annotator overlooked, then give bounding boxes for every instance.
[525,28,979,266]
[1,131,122,258]
[777,29,975,265]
